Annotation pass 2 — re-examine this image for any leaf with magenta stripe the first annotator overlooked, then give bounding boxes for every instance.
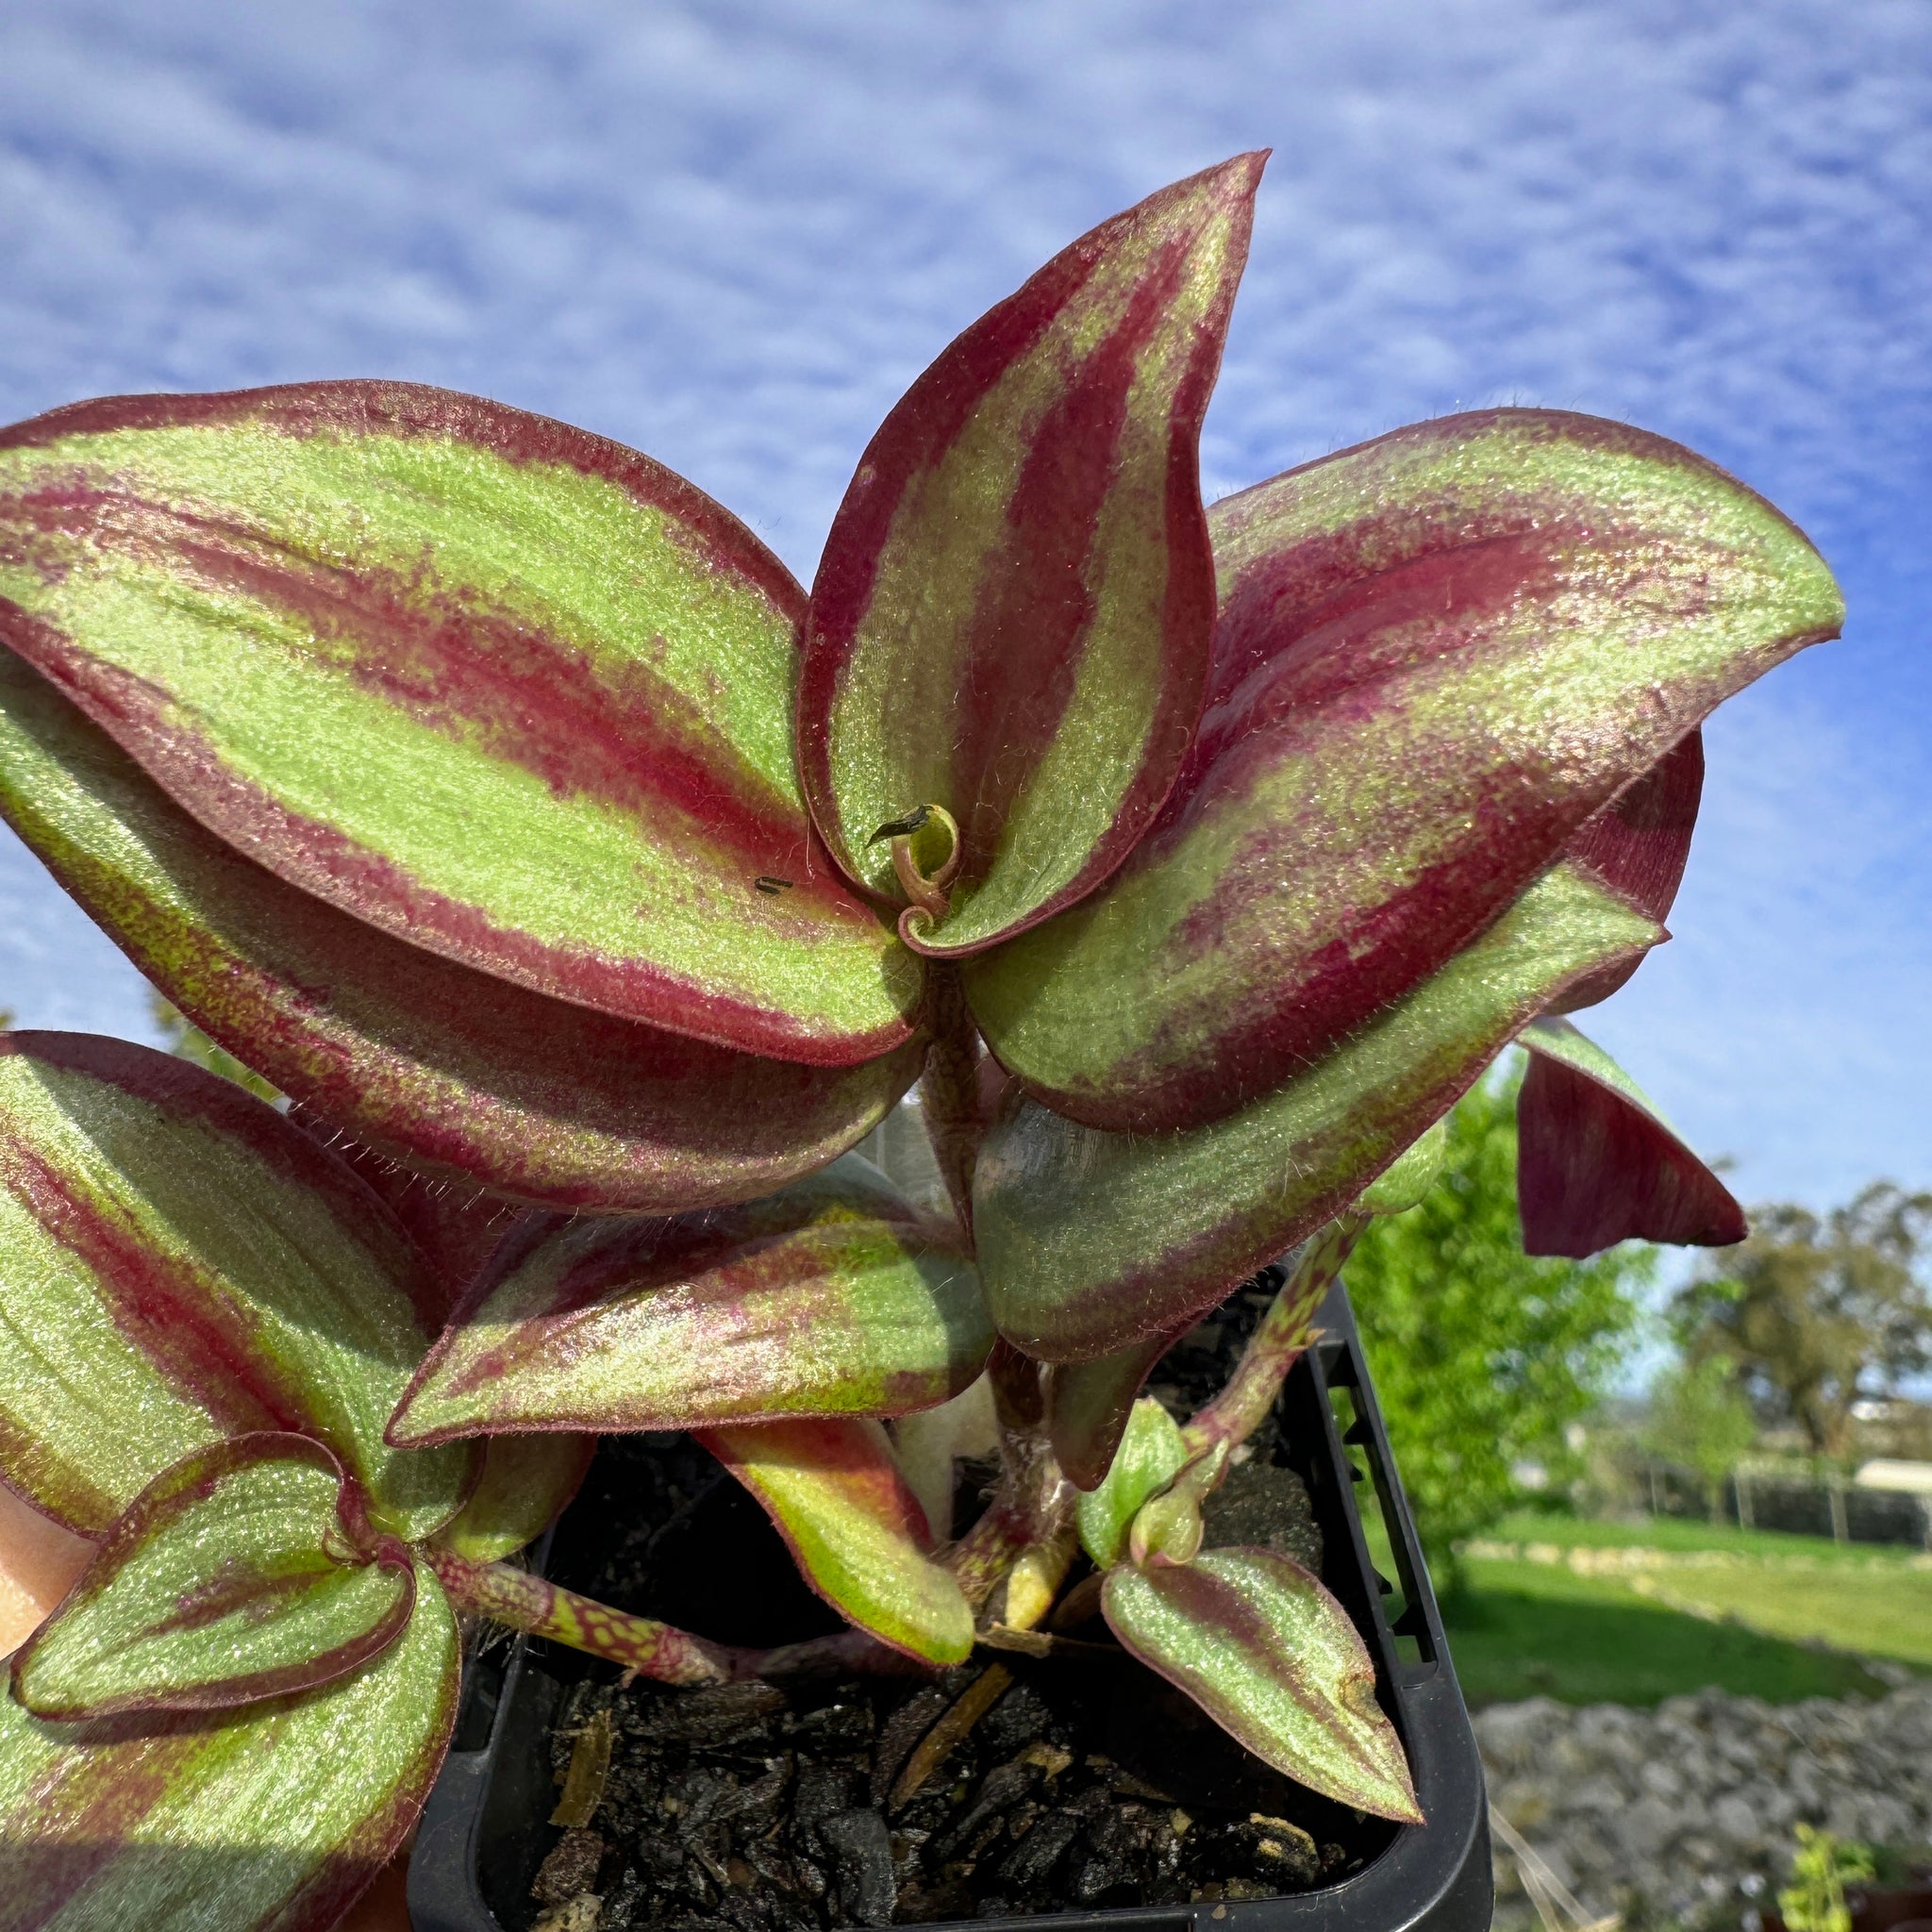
[1104,1549,1421,1822]
[0,1033,471,1539]
[1549,726,1704,1012]
[1518,1016,1745,1257]
[800,156,1262,955]
[12,1435,414,1721]
[0,648,922,1213]
[0,382,917,1064]
[390,1157,991,1445]
[699,1417,974,1664]
[289,1109,525,1317]
[968,411,1840,1133]
[974,861,1659,1361]
[0,1560,458,1932]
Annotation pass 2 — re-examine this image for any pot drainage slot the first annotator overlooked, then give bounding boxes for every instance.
[1324,1376,1439,1680]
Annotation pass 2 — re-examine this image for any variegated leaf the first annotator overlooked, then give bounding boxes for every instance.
[427,1432,595,1566]
[800,157,1262,954]
[0,383,918,1063]
[1550,726,1704,1012]
[13,1435,414,1720]
[0,651,922,1212]
[974,861,1658,1361]
[1049,1329,1183,1492]
[699,1418,974,1664]
[0,1033,471,1540]
[1518,1016,1745,1257]
[967,412,1840,1132]
[1104,1548,1421,1822]
[289,1109,524,1317]
[0,1560,457,1932]
[390,1158,991,1444]
[1074,1397,1188,1565]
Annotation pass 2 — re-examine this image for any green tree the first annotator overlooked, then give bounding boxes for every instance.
[1674,1183,1932,1461]
[1643,1354,1757,1519]
[1347,1065,1652,1577]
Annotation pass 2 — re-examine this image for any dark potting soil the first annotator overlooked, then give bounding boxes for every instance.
[513,1261,1401,1931]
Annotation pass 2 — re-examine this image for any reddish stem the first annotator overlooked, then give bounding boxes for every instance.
[425,1546,734,1684]
[1181,1215,1365,1458]
[425,1547,924,1683]
[946,1341,1074,1613]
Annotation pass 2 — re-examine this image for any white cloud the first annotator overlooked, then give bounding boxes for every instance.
[1,0,1928,1200]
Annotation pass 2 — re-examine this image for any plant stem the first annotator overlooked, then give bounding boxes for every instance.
[948,1341,1074,1612]
[425,1546,735,1684]
[425,1546,927,1684]
[918,963,984,1236]
[1180,1214,1366,1457]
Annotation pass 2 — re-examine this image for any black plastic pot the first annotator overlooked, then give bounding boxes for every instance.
[407,1278,1491,1932]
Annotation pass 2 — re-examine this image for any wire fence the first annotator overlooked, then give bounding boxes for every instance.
[1632,1460,1932,1549]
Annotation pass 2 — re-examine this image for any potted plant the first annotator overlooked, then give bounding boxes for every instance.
[0,153,1839,1932]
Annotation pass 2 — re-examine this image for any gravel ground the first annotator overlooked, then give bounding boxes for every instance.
[1477,1680,1932,1930]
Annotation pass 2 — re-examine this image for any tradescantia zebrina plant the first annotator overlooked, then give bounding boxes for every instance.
[0,152,1838,1927]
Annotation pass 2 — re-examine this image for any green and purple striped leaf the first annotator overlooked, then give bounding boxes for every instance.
[799,157,1262,954]
[699,1417,974,1664]
[432,1432,595,1565]
[974,860,1659,1361]
[12,1435,413,1721]
[0,1558,457,1932]
[390,1158,991,1445]
[0,649,923,1213]
[966,411,1840,1132]
[1104,1548,1421,1823]
[290,1109,525,1316]
[1518,1016,1745,1257]
[0,382,918,1064]
[0,1032,471,1540]
[1074,1396,1188,1565]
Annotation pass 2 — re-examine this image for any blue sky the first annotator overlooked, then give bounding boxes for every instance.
[1,0,1927,1212]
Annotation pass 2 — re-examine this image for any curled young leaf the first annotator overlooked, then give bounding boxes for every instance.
[801,156,1263,954]
[1074,1397,1188,1567]
[0,1033,472,1541]
[1104,1548,1421,1823]
[1125,1441,1227,1569]
[968,413,1840,1132]
[1518,1016,1746,1257]
[698,1417,974,1665]
[975,861,1660,1361]
[390,1158,991,1445]
[0,383,917,1063]
[0,645,922,1215]
[12,1435,413,1721]
[0,1564,458,1932]
[431,1432,595,1565]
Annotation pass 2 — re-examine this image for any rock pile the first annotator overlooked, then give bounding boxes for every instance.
[1477,1682,1932,1930]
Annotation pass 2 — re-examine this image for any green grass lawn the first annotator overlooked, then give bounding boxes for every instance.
[1418,1512,1932,1707]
